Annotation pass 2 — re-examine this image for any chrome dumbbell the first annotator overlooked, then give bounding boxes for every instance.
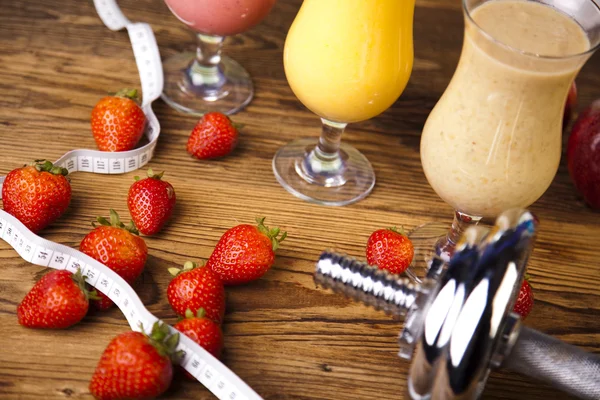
[314,209,600,400]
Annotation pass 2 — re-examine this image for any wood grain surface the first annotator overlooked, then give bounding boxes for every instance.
[1,0,599,399]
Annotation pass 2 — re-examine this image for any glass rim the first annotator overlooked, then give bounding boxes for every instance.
[463,0,600,60]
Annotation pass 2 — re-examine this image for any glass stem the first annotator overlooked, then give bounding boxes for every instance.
[298,119,348,187]
[435,210,482,261]
[316,118,346,162]
[188,33,225,87]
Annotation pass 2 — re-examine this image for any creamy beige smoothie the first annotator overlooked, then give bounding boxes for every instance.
[420,0,590,218]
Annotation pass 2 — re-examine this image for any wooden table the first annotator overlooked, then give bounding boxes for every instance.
[1,0,599,399]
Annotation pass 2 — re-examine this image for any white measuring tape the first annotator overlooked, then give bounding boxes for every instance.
[0,1,263,399]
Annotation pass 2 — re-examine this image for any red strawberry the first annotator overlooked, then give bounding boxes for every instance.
[174,308,223,360]
[89,321,182,400]
[206,217,287,285]
[167,261,225,324]
[91,88,146,152]
[186,112,240,159]
[567,99,600,209]
[80,210,148,310]
[127,168,176,235]
[513,277,534,320]
[366,227,414,275]
[1,160,71,233]
[17,269,99,329]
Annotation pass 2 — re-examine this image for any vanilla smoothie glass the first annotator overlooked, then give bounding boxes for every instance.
[162,0,277,115]
[412,0,600,273]
[272,0,415,206]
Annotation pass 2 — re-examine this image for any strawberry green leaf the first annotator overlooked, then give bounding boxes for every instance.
[32,160,69,176]
[169,261,201,278]
[144,321,183,362]
[255,216,288,252]
[146,168,164,180]
[387,226,406,236]
[183,261,196,271]
[94,210,139,235]
[95,216,112,227]
[109,209,120,227]
[71,268,101,301]
[114,88,139,102]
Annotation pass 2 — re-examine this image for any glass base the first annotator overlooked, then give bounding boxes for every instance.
[272,138,375,206]
[161,52,253,116]
[404,222,450,283]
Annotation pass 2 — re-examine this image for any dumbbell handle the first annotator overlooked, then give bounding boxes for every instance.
[504,326,600,400]
[314,251,420,317]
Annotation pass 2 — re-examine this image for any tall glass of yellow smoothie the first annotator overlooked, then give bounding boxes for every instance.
[413,0,600,272]
[272,0,415,206]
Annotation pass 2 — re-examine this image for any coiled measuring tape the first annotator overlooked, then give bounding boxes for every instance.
[0,1,263,399]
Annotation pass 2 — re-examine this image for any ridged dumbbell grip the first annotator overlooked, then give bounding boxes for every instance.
[504,326,600,400]
[314,251,419,318]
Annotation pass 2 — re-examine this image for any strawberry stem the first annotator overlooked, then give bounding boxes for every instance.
[256,216,287,252]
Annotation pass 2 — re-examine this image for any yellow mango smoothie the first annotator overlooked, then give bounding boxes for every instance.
[283,0,415,123]
[421,0,590,218]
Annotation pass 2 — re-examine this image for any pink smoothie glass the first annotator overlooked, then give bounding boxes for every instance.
[162,0,277,115]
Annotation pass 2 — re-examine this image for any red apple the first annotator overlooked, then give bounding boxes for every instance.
[563,81,578,131]
[567,99,600,209]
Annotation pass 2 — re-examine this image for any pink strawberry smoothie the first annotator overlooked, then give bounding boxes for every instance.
[164,0,277,37]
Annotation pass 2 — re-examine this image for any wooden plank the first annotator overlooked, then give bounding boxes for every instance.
[0,0,598,399]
